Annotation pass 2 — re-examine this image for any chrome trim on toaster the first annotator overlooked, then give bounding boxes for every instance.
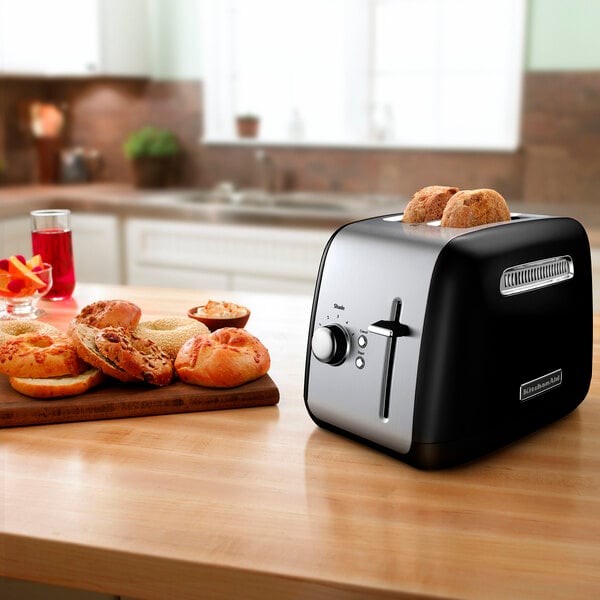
[500,255,573,296]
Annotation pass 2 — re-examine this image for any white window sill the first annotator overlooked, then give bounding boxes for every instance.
[200,136,520,153]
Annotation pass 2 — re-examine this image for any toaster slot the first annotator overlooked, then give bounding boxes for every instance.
[368,298,409,421]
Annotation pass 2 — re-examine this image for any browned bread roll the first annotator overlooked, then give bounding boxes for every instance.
[0,333,86,378]
[403,185,459,223]
[69,299,142,332]
[174,327,270,388]
[440,188,511,228]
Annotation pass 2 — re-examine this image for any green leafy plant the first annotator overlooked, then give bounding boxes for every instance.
[123,126,181,160]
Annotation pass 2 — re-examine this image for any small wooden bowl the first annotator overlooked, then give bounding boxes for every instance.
[188,304,250,331]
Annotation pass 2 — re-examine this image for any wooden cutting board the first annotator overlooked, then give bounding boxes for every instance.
[0,374,279,428]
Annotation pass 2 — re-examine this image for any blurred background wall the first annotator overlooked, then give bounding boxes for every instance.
[1,0,599,204]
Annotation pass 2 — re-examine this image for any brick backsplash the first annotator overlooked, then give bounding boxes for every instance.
[1,72,599,204]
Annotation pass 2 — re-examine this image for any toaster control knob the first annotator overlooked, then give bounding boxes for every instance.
[311,325,350,365]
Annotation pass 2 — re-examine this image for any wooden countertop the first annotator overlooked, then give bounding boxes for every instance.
[1,284,599,599]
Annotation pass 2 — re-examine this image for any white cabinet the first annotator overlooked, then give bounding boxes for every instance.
[0,0,149,76]
[125,219,331,295]
[0,216,30,258]
[0,212,122,285]
[71,213,122,284]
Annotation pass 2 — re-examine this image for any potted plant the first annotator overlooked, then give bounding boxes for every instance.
[236,114,260,139]
[123,126,181,188]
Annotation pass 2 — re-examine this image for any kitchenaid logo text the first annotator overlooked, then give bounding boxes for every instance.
[520,369,562,402]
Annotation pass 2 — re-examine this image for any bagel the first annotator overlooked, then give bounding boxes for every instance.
[69,299,142,333]
[175,327,270,388]
[70,323,140,383]
[440,188,511,228]
[134,317,210,361]
[0,333,86,378]
[403,185,459,223]
[9,368,104,399]
[0,320,62,345]
[95,326,174,387]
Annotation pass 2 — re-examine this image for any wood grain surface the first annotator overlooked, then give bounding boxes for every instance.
[0,375,279,428]
[1,284,599,600]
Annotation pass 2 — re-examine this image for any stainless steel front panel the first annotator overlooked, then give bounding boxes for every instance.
[306,218,447,454]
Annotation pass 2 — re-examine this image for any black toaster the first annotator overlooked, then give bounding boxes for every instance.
[303,213,593,469]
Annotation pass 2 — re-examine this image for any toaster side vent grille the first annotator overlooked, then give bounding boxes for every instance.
[500,255,573,296]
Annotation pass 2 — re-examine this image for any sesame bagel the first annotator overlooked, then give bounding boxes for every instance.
[0,320,63,345]
[135,317,209,361]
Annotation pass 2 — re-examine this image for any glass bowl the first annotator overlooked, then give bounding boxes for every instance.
[0,263,53,319]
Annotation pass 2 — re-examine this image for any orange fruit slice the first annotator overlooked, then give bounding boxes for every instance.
[8,255,46,291]
[26,254,43,269]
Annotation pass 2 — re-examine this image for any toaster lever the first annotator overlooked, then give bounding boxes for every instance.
[368,301,408,421]
[368,320,408,338]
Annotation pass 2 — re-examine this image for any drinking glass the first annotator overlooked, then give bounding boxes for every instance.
[30,209,76,301]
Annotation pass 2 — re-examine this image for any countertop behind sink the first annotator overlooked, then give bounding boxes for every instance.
[0,183,406,229]
[1,183,597,308]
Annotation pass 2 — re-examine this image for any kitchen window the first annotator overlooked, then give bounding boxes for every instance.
[201,0,526,151]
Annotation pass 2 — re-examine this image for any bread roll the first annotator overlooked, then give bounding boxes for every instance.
[403,186,459,223]
[175,327,270,388]
[69,299,142,333]
[440,188,510,228]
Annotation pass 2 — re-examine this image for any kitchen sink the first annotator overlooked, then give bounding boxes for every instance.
[146,189,403,215]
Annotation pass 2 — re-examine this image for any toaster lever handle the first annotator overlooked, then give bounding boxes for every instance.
[368,320,409,338]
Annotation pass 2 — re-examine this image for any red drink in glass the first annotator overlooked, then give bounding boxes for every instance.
[30,210,76,301]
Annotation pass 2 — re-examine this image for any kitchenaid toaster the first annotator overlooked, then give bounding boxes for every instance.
[304,213,592,469]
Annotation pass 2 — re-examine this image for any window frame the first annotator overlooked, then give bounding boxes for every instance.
[201,0,526,152]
